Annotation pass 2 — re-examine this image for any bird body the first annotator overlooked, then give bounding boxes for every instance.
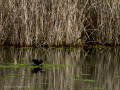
[32,59,44,66]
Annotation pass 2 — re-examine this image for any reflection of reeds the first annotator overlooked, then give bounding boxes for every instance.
[0,48,120,89]
[0,0,120,46]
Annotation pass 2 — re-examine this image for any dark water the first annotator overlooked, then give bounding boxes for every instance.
[0,47,120,90]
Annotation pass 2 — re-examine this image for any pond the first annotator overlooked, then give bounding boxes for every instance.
[0,47,120,90]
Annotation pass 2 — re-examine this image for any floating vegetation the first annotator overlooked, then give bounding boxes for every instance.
[40,83,55,85]
[66,87,71,89]
[43,77,52,79]
[29,88,44,90]
[10,46,15,48]
[22,58,26,60]
[0,65,6,67]
[82,74,90,76]
[83,79,96,82]
[116,76,120,77]
[0,63,73,69]
[7,73,20,76]
[84,87,105,89]
[4,65,19,68]
[0,63,38,68]
[72,79,80,81]
[42,64,73,69]
[24,82,31,84]
[50,47,56,48]
[75,75,80,77]
[54,64,73,67]
[0,77,5,80]
[66,75,73,77]
[29,66,39,68]
[24,82,55,85]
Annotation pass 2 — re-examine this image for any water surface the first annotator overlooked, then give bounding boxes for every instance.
[0,47,120,90]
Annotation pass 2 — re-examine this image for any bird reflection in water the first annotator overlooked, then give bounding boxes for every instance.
[31,59,45,73]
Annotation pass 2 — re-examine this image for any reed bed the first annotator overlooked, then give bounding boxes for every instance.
[0,0,120,46]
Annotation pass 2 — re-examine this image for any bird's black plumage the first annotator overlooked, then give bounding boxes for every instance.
[32,59,44,66]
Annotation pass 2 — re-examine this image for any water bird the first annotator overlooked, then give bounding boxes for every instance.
[32,59,44,66]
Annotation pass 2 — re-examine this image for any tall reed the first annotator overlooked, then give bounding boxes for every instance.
[0,0,120,46]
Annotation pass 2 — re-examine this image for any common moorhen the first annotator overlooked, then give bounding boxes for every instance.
[32,59,44,66]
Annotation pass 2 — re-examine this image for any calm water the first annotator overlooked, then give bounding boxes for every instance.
[0,47,120,90]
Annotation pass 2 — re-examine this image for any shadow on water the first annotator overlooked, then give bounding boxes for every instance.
[0,47,120,90]
[32,67,43,73]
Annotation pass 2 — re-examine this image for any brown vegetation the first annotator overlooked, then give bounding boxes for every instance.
[0,0,120,47]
